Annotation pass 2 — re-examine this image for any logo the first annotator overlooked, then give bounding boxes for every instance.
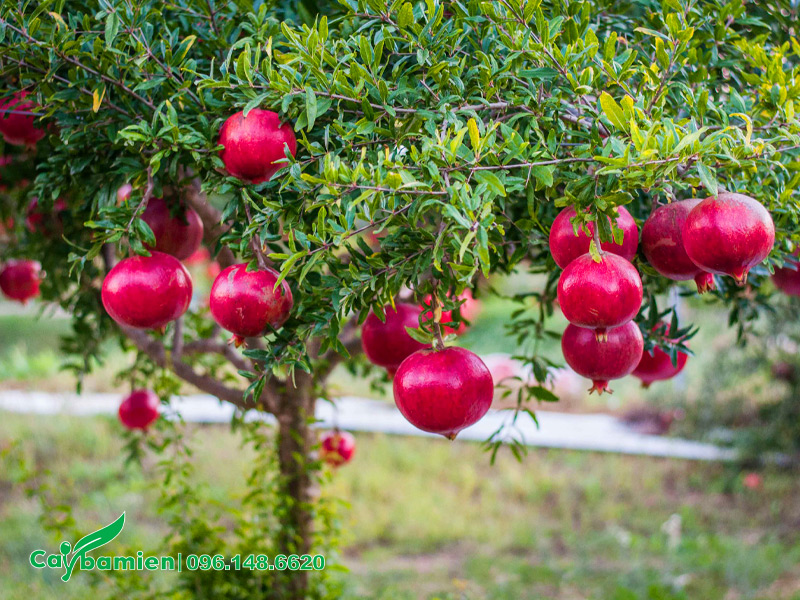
[30,512,126,582]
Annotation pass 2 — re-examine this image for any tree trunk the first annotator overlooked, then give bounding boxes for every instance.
[275,370,317,600]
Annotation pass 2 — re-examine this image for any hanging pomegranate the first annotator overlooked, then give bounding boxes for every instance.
[549,205,638,269]
[319,430,356,467]
[641,199,715,293]
[0,91,45,146]
[0,259,41,303]
[141,197,204,260]
[118,389,160,430]
[218,109,297,183]
[361,303,428,371]
[561,321,644,394]
[683,192,775,285]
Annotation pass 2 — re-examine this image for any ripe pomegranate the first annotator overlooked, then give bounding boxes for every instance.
[319,430,356,466]
[218,109,297,183]
[557,253,643,339]
[0,92,45,146]
[118,389,160,430]
[561,321,644,394]
[641,199,715,293]
[116,183,133,204]
[140,197,204,260]
[683,192,775,285]
[102,251,193,329]
[0,259,41,303]
[549,206,638,269]
[393,346,494,439]
[632,327,688,388]
[209,264,293,345]
[361,303,428,370]
[420,290,481,335]
[772,253,800,297]
[25,197,68,234]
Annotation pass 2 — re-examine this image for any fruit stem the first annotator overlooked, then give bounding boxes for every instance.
[430,288,446,351]
[592,219,604,257]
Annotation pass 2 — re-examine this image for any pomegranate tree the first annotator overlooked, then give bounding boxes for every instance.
[141,197,204,260]
[641,199,715,293]
[393,346,493,439]
[561,321,644,394]
[209,264,293,346]
[0,91,45,146]
[557,253,643,339]
[319,430,356,467]
[683,192,775,285]
[218,109,297,183]
[118,389,160,430]
[102,252,193,329]
[549,205,639,269]
[0,259,41,303]
[361,303,428,371]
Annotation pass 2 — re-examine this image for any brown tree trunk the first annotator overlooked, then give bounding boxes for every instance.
[275,370,317,600]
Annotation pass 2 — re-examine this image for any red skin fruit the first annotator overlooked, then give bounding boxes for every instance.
[419,290,481,335]
[0,92,45,147]
[0,259,41,303]
[772,253,800,297]
[209,264,293,345]
[393,346,494,439]
[102,252,193,329]
[319,431,356,467]
[118,389,160,430]
[642,199,715,293]
[361,303,428,370]
[683,192,775,285]
[141,197,204,260]
[218,109,297,184]
[549,205,638,269]
[633,346,688,388]
[25,197,68,233]
[561,321,644,394]
[557,253,643,340]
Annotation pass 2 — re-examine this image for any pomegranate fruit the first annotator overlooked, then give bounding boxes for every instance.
[632,330,688,388]
[420,290,481,335]
[641,199,715,293]
[102,251,193,329]
[549,206,638,269]
[361,303,428,370]
[219,109,297,183]
[319,430,356,466]
[141,197,204,260]
[116,183,133,204]
[683,192,775,285]
[0,259,41,303]
[393,346,494,439]
[772,253,800,297]
[25,197,68,234]
[557,253,643,339]
[209,264,293,345]
[561,321,644,394]
[118,389,160,430]
[0,92,45,146]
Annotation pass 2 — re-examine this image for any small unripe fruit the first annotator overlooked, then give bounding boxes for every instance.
[118,389,160,430]
[683,192,775,285]
[549,206,638,269]
[219,109,297,183]
[361,303,428,370]
[102,252,193,329]
[319,431,356,466]
[0,259,41,303]
[393,346,494,439]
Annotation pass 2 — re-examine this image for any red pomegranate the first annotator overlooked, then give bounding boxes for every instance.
[549,205,638,269]
[420,290,481,335]
[118,389,160,430]
[209,264,293,345]
[0,259,41,303]
[218,109,297,183]
[141,197,204,260]
[361,303,428,370]
[0,92,45,146]
[319,430,356,466]
[561,321,644,394]
[642,199,715,293]
[116,183,133,204]
[25,197,68,233]
[772,252,800,297]
[102,251,193,329]
[393,346,494,439]
[557,253,643,339]
[632,325,689,388]
[683,192,775,285]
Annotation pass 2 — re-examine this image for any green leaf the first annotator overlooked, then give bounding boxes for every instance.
[104,12,119,48]
[475,171,506,197]
[599,92,626,131]
[696,162,718,197]
[398,3,415,28]
[305,86,317,132]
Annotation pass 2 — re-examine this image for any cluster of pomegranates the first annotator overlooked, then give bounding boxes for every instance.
[552,191,775,393]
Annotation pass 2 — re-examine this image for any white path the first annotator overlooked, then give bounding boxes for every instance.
[0,391,734,462]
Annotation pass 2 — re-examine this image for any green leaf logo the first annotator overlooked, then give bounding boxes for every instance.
[61,512,125,582]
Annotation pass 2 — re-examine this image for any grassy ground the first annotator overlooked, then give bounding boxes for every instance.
[1,412,799,600]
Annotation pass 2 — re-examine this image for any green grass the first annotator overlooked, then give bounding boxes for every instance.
[1,412,799,600]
